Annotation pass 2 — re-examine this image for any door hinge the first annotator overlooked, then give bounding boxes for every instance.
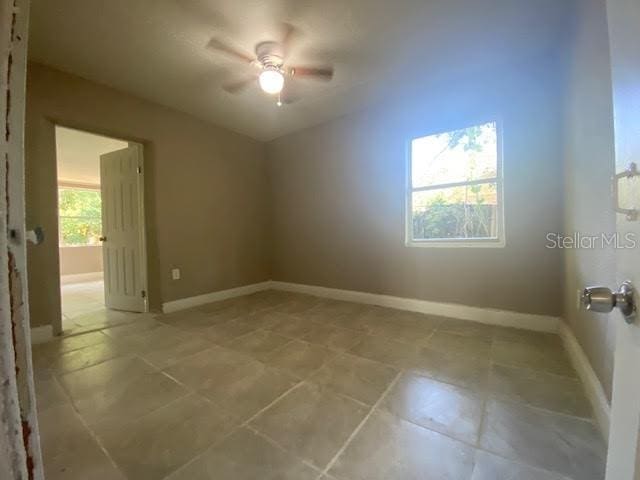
[137,166,142,174]
[141,290,147,298]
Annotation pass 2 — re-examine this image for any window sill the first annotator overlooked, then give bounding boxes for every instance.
[406,239,505,249]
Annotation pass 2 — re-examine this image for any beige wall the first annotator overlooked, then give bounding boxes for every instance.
[59,246,103,276]
[267,58,565,318]
[562,0,616,400]
[26,63,270,328]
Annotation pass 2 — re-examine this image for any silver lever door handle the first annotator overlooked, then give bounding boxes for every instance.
[582,281,636,323]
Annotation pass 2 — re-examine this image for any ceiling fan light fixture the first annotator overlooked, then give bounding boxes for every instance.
[259,68,284,94]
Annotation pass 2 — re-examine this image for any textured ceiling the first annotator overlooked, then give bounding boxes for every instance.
[56,126,128,185]
[30,0,573,141]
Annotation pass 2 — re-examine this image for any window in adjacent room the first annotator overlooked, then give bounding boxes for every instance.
[58,187,102,246]
[407,121,503,246]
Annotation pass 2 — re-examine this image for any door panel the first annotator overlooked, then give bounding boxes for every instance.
[100,145,146,312]
[605,0,640,477]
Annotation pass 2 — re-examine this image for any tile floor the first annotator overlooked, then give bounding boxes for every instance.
[60,279,141,334]
[34,290,607,480]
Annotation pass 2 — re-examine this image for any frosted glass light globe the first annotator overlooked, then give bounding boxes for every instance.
[259,69,284,94]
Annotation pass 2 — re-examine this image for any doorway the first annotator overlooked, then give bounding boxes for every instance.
[55,126,148,332]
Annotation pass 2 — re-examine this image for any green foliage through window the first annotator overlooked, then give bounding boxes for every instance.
[58,188,102,246]
[409,122,501,241]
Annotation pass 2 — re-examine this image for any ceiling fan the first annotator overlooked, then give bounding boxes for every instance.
[207,24,334,106]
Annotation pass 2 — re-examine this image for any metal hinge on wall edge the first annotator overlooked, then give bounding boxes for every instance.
[613,162,639,221]
[137,166,142,174]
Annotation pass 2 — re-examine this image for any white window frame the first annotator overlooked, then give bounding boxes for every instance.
[405,120,505,248]
[57,185,102,247]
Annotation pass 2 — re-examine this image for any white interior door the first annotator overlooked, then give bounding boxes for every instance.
[604,0,640,477]
[100,144,147,313]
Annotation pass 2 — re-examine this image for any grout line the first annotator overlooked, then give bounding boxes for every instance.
[59,389,128,479]
[162,380,307,480]
[244,424,324,475]
[241,380,306,427]
[318,370,403,478]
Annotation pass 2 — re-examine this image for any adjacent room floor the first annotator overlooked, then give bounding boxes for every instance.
[60,279,138,334]
[34,290,606,480]
[60,279,106,329]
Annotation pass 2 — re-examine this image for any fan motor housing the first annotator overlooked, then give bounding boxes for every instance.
[255,41,284,67]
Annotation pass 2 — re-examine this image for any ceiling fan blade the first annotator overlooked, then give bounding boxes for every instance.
[222,77,255,94]
[280,22,298,56]
[288,66,334,81]
[207,38,255,64]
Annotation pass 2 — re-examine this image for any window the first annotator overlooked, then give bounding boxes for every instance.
[407,121,503,246]
[58,188,102,246]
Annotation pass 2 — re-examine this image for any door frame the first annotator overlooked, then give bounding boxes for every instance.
[0,0,44,477]
[53,126,150,331]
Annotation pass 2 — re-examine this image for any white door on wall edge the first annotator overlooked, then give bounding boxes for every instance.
[603,0,640,478]
[100,144,147,312]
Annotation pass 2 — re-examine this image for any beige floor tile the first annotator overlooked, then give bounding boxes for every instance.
[95,394,237,479]
[59,356,189,428]
[251,382,369,468]
[57,355,154,399]
[164,345,254,390]
[426,331,492,359]
[264,314,318,339]
[480,399,606,480]
[327,312,374,332]
[301,324,364,351]
[243,309,292,329]
[158,309,227,331]
[471,450,571,480]
[35,377,70,413]
[138,335,213,369]
[308,353,397,405]
[349,335,420,368]
[227,329,292,361]
[437,318,495,339]
[39,404,125,480]
[76,371,189,428]
[122,325,191,354]
[267,340,337,379]
[488,363,591,417]
[492,327,563,347]
[275,295,322,315]
[197,299,257,319]
[329,409,475,480]
[204,319,258,345]
[303,300,367,324]
[32,331,109,356]
[382,373,484,444]
[166,427,319,480]
[355,306,402,332]
[235,290,292,311]
[34,340,130,376]
[492,340,577,377]
[70,309,139,330]
[408,346,491,391]
[100,317,165,338]
[367,318,436,346]
[199,360,298,420]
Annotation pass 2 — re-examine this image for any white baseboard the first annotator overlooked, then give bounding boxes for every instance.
[558,321,610,439]
[60,271,103,285]
[162,281,272,313]
[270,281,560,333]
[31,325,53,344]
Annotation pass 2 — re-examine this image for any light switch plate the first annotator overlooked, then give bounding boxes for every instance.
[172,268,181,280]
